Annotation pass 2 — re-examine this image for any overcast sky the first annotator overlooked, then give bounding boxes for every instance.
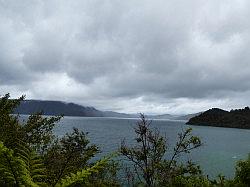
[1,0,250,114]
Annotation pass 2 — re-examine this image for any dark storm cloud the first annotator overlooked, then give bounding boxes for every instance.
[1,0,250,114]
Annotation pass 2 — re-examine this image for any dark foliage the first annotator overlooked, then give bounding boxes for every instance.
[120,114,202,187]
[187,107,250,129]
[0,94,117,186]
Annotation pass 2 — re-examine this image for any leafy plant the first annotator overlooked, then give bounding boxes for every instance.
[0,142,39,186]
[120,114,202,187]
[0,94,117,186]
[235,154,250,186]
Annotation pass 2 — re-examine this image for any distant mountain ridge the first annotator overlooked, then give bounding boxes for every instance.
[187,107,250,129]
[13,100,196,120]
[14,100,104,117]
[13,100,143,118]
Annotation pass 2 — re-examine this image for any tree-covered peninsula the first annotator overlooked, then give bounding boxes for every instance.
[187,107,250,129]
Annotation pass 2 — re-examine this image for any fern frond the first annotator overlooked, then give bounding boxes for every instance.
[55,157,109,187]
[0,142,39,186]
[14,140,47,185]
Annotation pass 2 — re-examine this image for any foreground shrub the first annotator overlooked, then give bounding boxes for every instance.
[0,94,118,186]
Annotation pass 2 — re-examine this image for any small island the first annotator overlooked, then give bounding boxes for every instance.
[186,107,250,129]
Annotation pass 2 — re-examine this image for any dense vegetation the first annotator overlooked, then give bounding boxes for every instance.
[0,94,249,186]
[187,107,250,129]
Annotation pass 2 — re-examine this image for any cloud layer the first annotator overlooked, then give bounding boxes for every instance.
[1,0,250,114]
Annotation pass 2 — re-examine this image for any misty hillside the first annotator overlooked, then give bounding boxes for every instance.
[14,100,104,117]
[13,100,141,118]
[13,100,197,120]
[102,111,139,118]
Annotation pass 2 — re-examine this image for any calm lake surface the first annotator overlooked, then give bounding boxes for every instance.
[54,116,250,179]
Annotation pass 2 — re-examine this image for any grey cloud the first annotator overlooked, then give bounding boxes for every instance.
[196,1,250,43]
[1,0,250,114]
[0,15,32,84]
[23,32,65,72]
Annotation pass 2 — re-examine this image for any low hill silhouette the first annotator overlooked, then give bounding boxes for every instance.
[187,107,250,129]
[14,100,104,117]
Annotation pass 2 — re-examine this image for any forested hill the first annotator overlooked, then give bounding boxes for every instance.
[186,107,250,129]
[13,100,104,117]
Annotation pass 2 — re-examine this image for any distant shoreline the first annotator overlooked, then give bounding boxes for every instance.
[13,100,197,120]
[16,113,189,122]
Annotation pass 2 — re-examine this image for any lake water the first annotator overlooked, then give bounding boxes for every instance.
[54,116,250,179]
